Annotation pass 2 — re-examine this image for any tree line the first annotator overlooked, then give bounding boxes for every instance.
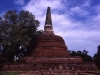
[68,50,93,62]
[69,45,100,69]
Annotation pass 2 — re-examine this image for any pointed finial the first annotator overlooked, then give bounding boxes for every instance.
[44,7,54,35]
[45,7,52,25]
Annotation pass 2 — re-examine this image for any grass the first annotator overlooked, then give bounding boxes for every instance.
[0,71,26,75]
[1,70,100,75]
[93,70,100,73]
[84,70,100,75]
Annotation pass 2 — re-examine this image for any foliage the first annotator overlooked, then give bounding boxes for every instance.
[0,10,42,63]
[93,45,100,69]
[68,50,93,62]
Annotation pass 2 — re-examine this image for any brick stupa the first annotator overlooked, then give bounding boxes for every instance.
[31,7,70,57]
[3,7,98,71]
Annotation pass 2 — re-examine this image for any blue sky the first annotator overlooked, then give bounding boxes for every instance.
[0,0,100,56]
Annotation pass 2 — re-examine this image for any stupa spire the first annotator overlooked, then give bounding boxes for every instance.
[45,7,52,25]
[44,7,54,35]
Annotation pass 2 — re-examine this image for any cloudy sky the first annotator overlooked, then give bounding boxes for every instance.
[0,0,100,56]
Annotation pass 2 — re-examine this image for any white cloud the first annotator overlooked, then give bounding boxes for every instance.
[14,0,24,5]
[21,0,100,56]
[23,0,63,15]
[59,28,100,56]
[70,6,89,17]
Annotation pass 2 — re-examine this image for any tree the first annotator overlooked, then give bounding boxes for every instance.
[93,45,100,69]
[82,50,88,55]
[0,10,41,62]
[69,50,93,62]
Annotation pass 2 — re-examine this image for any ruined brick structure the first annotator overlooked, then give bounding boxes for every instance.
[3,7,98,71]
[31,34,70,57]
[31,7,69,57]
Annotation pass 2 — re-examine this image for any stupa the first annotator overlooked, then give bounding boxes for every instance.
[3,7,98,71]
[31,7,70,57]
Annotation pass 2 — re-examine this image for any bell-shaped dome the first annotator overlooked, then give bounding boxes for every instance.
[31,34,70,57]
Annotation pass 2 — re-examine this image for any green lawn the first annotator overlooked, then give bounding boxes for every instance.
[0,71,26,75]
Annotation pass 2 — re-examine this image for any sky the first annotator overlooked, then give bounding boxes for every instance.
[0,0,100,56]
